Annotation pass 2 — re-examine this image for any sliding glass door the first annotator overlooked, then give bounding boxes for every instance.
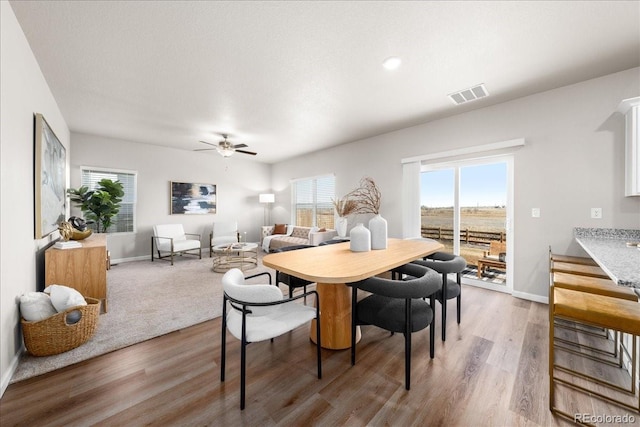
[421,156,512,293]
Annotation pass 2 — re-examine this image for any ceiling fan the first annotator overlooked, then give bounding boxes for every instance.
[195,134,257,157]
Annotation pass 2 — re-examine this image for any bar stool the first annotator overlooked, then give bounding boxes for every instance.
[549,248,638,363]
[550,260,610,279]
[550,253,598,266]
[549,285,640,420]
[553,272,637,301]
[413,252,466,341]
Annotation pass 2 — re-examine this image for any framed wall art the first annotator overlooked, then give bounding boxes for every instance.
[170,181,217,214]
[34,113,66,239]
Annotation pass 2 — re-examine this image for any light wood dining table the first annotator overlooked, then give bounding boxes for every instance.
[262,238,443,350]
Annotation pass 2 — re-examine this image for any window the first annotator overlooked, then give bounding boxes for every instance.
[291,174,335,228]
[81,167,137,233]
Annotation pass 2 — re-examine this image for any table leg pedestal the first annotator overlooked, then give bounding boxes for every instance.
[310,282,361,350]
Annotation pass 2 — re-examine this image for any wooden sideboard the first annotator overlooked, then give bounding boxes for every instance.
[45,233,109,312]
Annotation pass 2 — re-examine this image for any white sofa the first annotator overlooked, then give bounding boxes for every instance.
[261,225,337,252]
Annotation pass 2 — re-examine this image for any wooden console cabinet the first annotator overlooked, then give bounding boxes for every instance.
[45,233,109,312]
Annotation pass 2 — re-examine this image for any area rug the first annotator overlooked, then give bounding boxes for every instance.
[11,253,273,383]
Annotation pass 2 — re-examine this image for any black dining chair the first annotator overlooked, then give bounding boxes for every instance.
[318,238,350,245]
[412,252,466,341]
[348,262,441,390]
[273,245,315,300]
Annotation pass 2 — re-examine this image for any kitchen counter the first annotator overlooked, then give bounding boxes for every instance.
[574,228,640,289]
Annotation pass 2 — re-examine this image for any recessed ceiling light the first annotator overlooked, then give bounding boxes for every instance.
[382,56,401,70]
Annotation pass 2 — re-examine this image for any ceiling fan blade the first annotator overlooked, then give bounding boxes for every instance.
[232,143,248,149]
[194,148,216,151]
[236,149,257,156]
[199,140,217,147]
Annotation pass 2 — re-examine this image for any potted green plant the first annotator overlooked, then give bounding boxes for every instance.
[67,179,124,233]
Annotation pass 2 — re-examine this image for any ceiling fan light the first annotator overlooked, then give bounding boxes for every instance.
[216,145,234,157]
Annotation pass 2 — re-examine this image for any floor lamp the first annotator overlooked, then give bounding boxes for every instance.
[259,193,275,226]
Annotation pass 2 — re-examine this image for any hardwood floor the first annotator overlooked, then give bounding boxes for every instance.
[0,285,630,426]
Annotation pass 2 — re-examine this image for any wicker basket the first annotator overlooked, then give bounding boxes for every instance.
[21,297,101,357]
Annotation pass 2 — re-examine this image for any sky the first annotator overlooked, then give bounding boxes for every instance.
[420,162,507,207]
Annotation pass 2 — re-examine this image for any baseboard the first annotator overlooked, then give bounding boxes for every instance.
[1,344,24,398]
[111,249,214,265]
[512,290,548,304]
[109,255,150,264]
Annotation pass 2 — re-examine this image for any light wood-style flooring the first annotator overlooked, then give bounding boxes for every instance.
[0,285,631,426]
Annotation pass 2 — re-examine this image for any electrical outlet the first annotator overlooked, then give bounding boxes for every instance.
[531,208,540,218]
[591,208,602,219]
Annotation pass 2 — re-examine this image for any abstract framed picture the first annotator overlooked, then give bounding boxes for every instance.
[170,182,217,214]
[34,113,66,239]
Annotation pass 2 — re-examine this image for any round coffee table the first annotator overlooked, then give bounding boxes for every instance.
[211,242,258,273]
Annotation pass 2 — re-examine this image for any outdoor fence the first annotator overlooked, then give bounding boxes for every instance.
[421,227,505,244]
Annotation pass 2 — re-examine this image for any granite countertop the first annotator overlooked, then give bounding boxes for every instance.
[574,228,640,288]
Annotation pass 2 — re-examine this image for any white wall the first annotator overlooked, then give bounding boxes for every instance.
[271,67,640,300]
[70,133,272,261]
[0,1,70,395]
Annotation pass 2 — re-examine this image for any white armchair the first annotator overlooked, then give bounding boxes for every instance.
[151,224,201,265]
[220,268,322,409]
[209,221,239,256]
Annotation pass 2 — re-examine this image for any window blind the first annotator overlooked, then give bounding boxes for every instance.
[292,175,335,228]
[80,167,137,233]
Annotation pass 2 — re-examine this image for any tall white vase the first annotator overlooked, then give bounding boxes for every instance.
[369,214,387,250]
[336,216,348,237]
[350,223,371,252]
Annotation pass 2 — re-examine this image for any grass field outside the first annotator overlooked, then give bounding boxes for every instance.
[421,206,506,268]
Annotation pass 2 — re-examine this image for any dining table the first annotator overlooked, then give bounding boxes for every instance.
[262,238,444,350]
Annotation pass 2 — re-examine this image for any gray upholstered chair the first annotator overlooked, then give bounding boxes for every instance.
[151,224,201,265]
[348,262,441,390]
[412,252,466,341]
[220,268,321,409]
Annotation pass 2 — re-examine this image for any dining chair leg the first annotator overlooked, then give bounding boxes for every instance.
[240,311,247,410]
[441,274,448,342]
[429,295,436,358]
[457,273,462,324]
[351,287,357,366]
[316,308,322,379]
[405,298,412,390]
[240,338,246,410]
[221,297,227,381]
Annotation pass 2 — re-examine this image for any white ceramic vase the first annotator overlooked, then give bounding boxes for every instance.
[336,216,348,238]
[369,214,387,250]
[349,223,371,252]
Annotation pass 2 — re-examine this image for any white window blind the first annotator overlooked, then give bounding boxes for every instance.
[81,167,137,233]
[292,175,335,228]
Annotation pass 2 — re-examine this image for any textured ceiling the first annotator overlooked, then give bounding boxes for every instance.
[9,1,640,163]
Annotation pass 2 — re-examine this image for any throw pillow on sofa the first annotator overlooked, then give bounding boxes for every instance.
[44,284,87,312]
[19,292,57,322]
[273,224,287,234]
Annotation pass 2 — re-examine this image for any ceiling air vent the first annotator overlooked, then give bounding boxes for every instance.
[448,84,489,105]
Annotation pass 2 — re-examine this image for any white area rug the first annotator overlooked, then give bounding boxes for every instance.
[11,253,272,383]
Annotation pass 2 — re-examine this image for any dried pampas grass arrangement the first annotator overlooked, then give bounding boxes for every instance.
[333,197,359,217]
